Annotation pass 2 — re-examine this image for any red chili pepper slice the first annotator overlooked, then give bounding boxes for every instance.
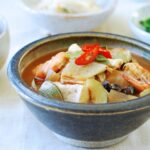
[82,43,100,52]
[75,43,112,65]
[82,43,112,59]
[98,48,112,58]
[75,47,99,65]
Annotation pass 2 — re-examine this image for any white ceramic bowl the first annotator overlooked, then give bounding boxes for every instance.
[21,0,117,34]
[0,16,9,69]
[129,4,150,44]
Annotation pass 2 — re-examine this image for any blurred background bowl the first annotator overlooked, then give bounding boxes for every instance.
[0,16,9,69]
[21,0,117,34]
[129,4,150,44]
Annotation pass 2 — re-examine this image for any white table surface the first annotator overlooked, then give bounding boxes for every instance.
[0,0,150,150]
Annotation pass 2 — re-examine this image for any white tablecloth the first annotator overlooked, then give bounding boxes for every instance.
[0,0,150,150]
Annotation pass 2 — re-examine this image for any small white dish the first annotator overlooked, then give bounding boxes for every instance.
[21,0,117,34]
[0,16,9,69]
[129,4,150,44]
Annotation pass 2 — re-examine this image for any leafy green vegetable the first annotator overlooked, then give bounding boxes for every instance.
[140,18,150,33]
[96,55,109,64]
[66,51,83,59]
[146,27,150,32]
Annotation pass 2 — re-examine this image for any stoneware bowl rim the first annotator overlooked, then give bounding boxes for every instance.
[7,32,150,114]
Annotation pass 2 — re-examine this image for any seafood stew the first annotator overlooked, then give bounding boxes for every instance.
[22,43,150,104]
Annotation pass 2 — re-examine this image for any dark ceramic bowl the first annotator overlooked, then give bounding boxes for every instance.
[8,33,150,148]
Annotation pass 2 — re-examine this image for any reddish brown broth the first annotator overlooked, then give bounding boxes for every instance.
[21,52,150,86]
[22,51,58,86]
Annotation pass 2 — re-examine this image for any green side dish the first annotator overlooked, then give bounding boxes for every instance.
[140,17,150,33]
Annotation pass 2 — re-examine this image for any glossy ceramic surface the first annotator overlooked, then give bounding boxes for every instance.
[8,32,150,148]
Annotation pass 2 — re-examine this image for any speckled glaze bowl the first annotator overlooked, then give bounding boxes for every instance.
[8,33,150,148]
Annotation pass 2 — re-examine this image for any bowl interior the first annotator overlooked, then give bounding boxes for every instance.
[9,33,150,113]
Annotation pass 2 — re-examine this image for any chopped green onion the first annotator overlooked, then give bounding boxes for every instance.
[66,51,83,59]
[96,55,109,64]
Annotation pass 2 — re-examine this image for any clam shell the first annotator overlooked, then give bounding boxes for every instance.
[39,81,63,100]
